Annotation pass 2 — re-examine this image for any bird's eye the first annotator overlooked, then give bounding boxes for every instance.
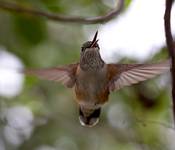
[81,47,85,52]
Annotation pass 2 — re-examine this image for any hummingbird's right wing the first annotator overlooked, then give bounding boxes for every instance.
[24,63,78,88]
[108,60,170,91]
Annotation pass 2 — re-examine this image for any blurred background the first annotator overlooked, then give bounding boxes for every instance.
[0,0,174,150]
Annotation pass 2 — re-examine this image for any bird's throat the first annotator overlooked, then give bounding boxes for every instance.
[80,51,104,71]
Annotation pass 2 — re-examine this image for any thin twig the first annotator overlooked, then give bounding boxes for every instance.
[164,0,175,124]
[0,0,124,24]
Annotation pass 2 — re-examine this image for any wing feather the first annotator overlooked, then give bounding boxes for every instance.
[25,63,78,88]
[109,60,170,91]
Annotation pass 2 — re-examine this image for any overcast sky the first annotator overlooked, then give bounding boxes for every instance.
[97,0,175,63]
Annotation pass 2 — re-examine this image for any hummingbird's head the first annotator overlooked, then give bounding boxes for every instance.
[80,31,104,71]
[79,106,101,127]
[81,31,99,52]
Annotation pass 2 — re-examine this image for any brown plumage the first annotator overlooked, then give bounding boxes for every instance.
[25,31,170,127]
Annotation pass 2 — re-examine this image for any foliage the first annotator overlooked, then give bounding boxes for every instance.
[0,0,173,150]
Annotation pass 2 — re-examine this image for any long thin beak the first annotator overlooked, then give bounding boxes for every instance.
[90,31,98,48]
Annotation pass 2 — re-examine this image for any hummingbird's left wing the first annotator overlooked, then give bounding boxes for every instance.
[108,60,170,91]
[25,63,78,88]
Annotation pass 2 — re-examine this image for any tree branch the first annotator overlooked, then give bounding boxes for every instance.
[164,0,175,124]
[0,0,124,24]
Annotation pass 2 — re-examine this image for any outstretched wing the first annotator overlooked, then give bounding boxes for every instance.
[108,60,170,91]
[25,63,78,88]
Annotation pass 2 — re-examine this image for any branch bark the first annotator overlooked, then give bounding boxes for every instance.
[0,0,124,24]
[164,0,175,124]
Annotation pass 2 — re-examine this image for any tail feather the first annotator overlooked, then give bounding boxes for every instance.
[79,107,101,127]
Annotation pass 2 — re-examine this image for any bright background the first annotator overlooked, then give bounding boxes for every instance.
[0,0,174,150]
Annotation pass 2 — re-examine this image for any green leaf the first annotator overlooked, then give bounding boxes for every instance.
[125,0,132,8]
[13,15,47,45]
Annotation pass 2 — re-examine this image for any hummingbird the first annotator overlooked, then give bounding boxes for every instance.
[26,31,170,127]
